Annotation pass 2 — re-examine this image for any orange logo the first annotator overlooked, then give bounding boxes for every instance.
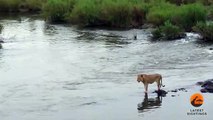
[190,93,204,107]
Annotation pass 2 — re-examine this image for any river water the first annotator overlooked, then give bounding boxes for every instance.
[0,16,213,120]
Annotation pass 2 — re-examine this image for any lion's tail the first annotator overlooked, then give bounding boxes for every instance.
[160,76,165,87]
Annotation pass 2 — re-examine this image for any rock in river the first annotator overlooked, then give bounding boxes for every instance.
[197,79,213,93]
[153,89,168,97]
[0,36,4,43]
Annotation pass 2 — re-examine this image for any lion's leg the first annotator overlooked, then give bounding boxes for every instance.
[157,80,160,91]
[144,84,148,93]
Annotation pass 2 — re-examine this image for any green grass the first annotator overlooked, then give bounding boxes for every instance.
[0,0,210,29]
[193,22,213,41]
[171,3,206,31]
[152,21,185,40]
[166,0,213,5]
[147,1,176,26]
[15,0,149,26]
[69,0,99,26]
[0,0,46,12]
[100,0,132,27]
[150,3,206,40]
[147,2,207,31]
[42,0,76,23]
[68,0,150,27]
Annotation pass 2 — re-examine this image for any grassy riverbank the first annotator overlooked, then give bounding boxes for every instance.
[42,0,212,26]
[0,0,46,12]
[0,0,213,41]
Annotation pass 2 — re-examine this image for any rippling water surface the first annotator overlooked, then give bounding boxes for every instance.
[0,15,213,120]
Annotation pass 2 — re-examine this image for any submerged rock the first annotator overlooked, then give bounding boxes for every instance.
[153,90,168,97]
[152,87,188,97]
[171,89,178,92]
[0,37,3,49]
[0,37,4,43]
[204,85,213,93]
[169,88,187,93]
[197,79,213,93]
[200,89,208,93]
[178,88,186,91]
[0,40,3,43]
[196,81,204,85]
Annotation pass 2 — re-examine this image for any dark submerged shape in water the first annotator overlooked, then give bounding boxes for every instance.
[0,40,4,43]
[0,38,4,49]
[197,79,213,93]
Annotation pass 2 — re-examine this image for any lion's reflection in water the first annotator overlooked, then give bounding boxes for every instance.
[137,93,162,113]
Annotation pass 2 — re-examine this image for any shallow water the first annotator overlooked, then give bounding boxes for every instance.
[0,16,213,120]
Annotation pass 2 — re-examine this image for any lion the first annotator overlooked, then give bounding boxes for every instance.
[137,73,165,93]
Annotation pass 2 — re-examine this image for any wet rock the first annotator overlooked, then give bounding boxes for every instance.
[196,81,204,85]
[197,79,213,93]
[201,80,213,87]
[168,87,187,93]
[0,37,4,43]
[200,89,208,93]
[171,89,178,92]
[171,95,176,97]
[153,90,168,97]
[204,85,213,93]
[178,88,186,91]
[177,88,187,92]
